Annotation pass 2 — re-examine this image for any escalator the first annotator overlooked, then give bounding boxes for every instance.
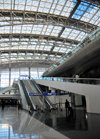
[30,79,56,110]
[15,79,56,111]
[20,80,34,111]
[24,80,45,110]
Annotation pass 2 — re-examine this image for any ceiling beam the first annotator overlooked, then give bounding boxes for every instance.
[0,49,64,56]
[0,61,52,69]
[0,9,97,33]
[0,33,79,44]
[0,59,54,67]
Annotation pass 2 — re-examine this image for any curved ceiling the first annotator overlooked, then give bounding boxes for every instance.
[0,0,100,67]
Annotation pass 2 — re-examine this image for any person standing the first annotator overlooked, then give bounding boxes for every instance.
[1,99,5,110]
[65,99,70,117]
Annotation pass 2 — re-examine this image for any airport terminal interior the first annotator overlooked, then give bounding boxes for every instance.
[0,0,100,139]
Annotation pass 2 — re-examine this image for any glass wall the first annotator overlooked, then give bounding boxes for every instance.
[0,69,9,87]
[0,67,48,87]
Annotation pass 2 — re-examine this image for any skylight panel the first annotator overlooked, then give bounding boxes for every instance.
[50,26,62,36]
[60,0,74,17]
[18,57,24,60]
[75,36,83,41]
[26,0,32,5]
[77,3,100,26]
[27,56,32,59]
[89,12,100,25]
[72,30,80,34]
[73,1,94,20]
[0,26,10,33]
[68,35,76,40]
[30,45,36,49]
[27,53,33,56]
[2,58,7,62]
[38,1,51,13]
[76,32,87,41]
[61,27,87,41]
[2,53,8,56]
[56,4,63,11]
[42,25,48,34]
[50,32,58,37]
[13,25,22,33]
[1,17,10,21]
[53,10,60,15]
[49,3,56,14]
[12,42,18,45]
[38,46,44,50]
[14,0,26,10]
[53,47,60,52]
[59,48,67,52]
[32,25,43,34]
[11,57,16,60]
[42,25,53,35]
[44,46,52,51]
[66,49,71,53]
[31,0,39,7]
[15,4,24,10]
[2,43,8,47]
[95,20,100,26]
[35,46,39,50]
[0,38,9,42]
[2,0,11,9]
[10,53,17,56]
[61,28,72,38]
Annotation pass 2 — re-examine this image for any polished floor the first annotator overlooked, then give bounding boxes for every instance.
[0,106,100,139]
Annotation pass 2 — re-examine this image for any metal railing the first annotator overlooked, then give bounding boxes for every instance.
[34,77,100,85]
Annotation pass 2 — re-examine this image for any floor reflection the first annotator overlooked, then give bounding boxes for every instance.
[34,108,100,139]
[35,108,88,131]
[0,106,100,139]
[0,106,68,139]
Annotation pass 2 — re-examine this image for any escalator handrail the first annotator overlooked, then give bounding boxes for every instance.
[20,80,34,110]
[31,80,55,109]
[28,80,43,102]
[24,80,37,110]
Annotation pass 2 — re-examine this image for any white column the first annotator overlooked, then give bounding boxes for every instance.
[9,66,11,86]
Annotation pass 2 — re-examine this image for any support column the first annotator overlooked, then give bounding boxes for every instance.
[29,66,31,79]
[19,68,20,79]
[37,67,39,78]
[9,65,11,86]
[0,73,1,87]
[8,125,10,139]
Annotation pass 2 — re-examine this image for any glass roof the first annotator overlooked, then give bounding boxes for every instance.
[0,0,76,16]
[0,0,99,65]
[73,1,100,26]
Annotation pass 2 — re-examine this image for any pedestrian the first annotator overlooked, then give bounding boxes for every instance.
[65,99,70,117]
[1,99,5,110]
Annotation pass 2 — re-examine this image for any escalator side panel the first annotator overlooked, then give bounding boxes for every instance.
[31,80,55,109]
[20,80,34,111]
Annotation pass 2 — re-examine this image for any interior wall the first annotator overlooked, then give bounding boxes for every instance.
[35,79,100,114]
[47,95,70,110]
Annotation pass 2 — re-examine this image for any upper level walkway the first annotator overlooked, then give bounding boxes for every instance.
[43,27,100,77]
[0,86,20,99]
[35,77,100,114]
[0,94,21,99]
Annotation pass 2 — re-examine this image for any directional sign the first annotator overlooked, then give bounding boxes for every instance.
[29,92,56,96]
